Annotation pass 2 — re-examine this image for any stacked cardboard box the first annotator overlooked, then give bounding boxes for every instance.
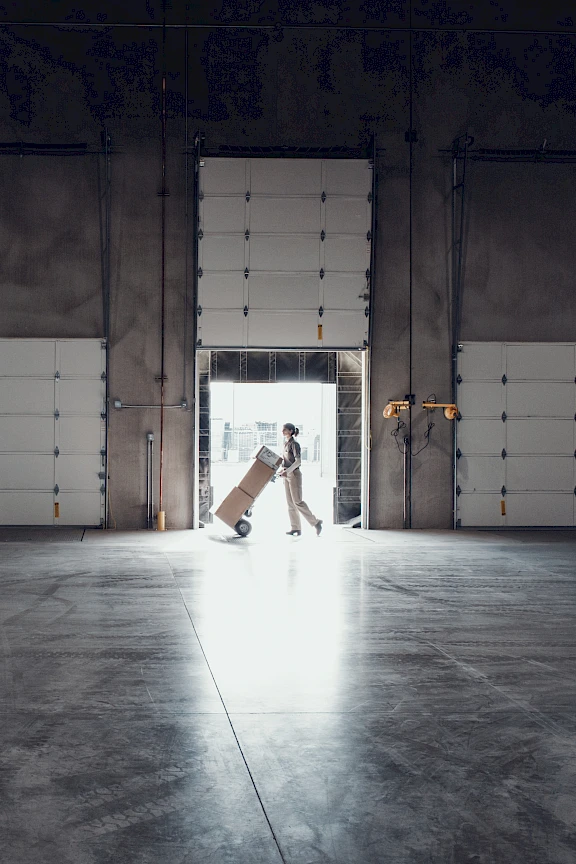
[214,445,282,529]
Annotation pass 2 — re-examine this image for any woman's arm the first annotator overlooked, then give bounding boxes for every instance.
[283,456,301,475]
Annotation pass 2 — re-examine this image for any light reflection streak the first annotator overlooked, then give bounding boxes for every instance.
[197,537,346,710]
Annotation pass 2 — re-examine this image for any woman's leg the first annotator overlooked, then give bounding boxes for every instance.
[287,471,319,527]
[284,477,301,530]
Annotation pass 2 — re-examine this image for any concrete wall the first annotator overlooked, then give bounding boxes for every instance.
[0,3,575,529]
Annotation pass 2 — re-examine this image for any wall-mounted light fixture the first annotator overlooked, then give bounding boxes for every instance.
[383,400,410,419]
[422,400,459,420]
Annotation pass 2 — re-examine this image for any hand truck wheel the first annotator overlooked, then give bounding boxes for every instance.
[234,518,252,537]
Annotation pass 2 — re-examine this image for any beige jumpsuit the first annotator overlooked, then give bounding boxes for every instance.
[282,436,319,531]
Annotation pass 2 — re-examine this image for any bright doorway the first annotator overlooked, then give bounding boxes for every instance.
[209,382,336,534]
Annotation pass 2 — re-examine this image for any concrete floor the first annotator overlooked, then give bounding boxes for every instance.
[1,526,575,864]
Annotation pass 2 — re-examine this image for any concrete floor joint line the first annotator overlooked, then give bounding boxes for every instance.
[163,552,288,864]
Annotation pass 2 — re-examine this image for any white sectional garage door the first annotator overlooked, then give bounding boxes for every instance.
[0,339,106,527]
[456,343,576,527]
[197,158,372,349]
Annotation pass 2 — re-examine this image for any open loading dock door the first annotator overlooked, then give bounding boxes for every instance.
[456,343,576,528]
[196,351,365,526]
[197,157,372,350]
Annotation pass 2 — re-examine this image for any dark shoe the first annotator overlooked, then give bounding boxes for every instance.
[315,520,323,536]
[286,529,301,536]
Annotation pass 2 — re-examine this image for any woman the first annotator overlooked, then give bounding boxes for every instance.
[278,423,323,537]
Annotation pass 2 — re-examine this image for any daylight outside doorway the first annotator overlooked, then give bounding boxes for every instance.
[210,382,336,536]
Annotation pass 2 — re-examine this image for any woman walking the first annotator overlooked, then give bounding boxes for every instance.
[279,423,323,537]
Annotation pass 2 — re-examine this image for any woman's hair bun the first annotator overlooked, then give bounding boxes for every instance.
[294,427,300,437]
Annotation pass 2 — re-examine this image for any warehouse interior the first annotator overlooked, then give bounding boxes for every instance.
[1,2,576,862]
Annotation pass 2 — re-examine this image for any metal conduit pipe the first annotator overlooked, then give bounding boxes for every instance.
[146,433,155,529]
[403,435,410,530]
[113,401,187,409]
[157,16,168,533]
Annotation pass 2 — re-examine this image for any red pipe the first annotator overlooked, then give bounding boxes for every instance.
[159,21,167,520]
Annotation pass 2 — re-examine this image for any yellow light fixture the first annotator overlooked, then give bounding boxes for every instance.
[422,401,459,421]
[383,400,410,419]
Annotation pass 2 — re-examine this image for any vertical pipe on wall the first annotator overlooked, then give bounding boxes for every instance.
[192,129,202,528]
[451,134,470,529]
[403,435,410,529]
[407,13,414,529]
[183,26,189,404]
[101,128,112,529]
[363,134,377,530]
[147,432,154,529]
[158,17,168,531]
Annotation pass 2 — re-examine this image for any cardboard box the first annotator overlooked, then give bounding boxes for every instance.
[252,445,283,470]
[214,486,254,529]
[238,458,275,499]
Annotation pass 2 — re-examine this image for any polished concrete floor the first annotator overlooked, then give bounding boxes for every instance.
[1,526,575,863]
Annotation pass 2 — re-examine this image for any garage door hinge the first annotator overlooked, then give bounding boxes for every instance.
[366,268,371,279]
[199,190,204,201]
[320,230,326,241]
[243,306,249,317]
[367,230,372,241]
[456,374,462,384]
[101,371,106,380]
[502,411,507,422]
[100,484,106,495]
[501,448,507,459]
[54,410,59,419]
[367,191,373,202]
[55,371,60,380]
[501,486,507,496]
[100,410,106,420]
[197,305,202,316]
[198,267,203,278]
[365,306,370,317]
[98,472,106,480]
[244,268,249,279]
[456,485,461,496]
[246,190,250,201]
[456,448,462,459]
[319,268,325,279]
[54,447,59,457]
[318,306,324,317]
[245,230,250,240]
[321,191,326,202]
[100,448,106,457]
[54,484,59,495]
[502,374,507,385]
[198,229,203,240]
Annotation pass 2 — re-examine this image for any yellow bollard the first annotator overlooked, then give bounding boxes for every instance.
[157,511,166,531]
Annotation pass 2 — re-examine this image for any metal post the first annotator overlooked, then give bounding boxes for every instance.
[100,128,112,529]
[158,16,168,532]
[362,133,377,530]
[192,131,202,528]
[147,433,154,529]
[451,134,472,529]
[403,435,410,530]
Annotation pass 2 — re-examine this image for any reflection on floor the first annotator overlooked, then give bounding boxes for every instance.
[1,527,576,863]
